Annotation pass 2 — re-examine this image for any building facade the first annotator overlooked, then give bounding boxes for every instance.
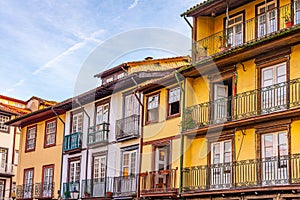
[0,95,29,200]
[179,0,300,199]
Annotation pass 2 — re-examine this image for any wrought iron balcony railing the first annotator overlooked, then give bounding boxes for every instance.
[182,154,300,192]
[34,182,54,198]
[63,132,83,152]
[16,184,33,199]
[62,182,80,199]
[0,163,14,175]
[193,3,297,63]
[116,114,140,141]
[80,177,113,198]
[183,78,300,131]
[140,168,178,195]
[87,123,109,146]
[113,175,137,197]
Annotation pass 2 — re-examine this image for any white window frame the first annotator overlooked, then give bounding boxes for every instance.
[0,115,9,132]
[168,87,181,116]
[45,120,56,146]
[0,148,7,172]
[72,112,83,133]
[24,169,34,198]
[69,160,80,183]
[147,94,159,123]
[227,14,243,47]
[26,126,36,151]
[96,103,109,125]
[93,155,106,182]
[42,165,54,197]
[257,1,278,37]
[122,150,137,177]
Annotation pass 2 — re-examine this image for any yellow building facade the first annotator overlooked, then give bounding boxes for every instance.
[179,0,300,199]
[8,107,66,200]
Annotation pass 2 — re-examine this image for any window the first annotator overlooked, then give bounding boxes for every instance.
[257,1,277,37]
[14,150,19,165]
[147,94,159,123]
[154,145,170,189]
[26,126,36,152]
[24,168,34,198]
[0,148,7,172]
[295,0,300,24]
[0,180,5,199]
[261,132,288,185]
[69,160,80,183]
[93,156,106,181]
[210,140,232,188]
[261,63,287,112]
[42,165,54,197]
[168,87,181,117]
[44,119,56,147]
[124,94,139,117]
[122,150,137,176]
[227,14,243,47]
[72,112,83,133]
[96,104,109,125]
[0,115,10,132]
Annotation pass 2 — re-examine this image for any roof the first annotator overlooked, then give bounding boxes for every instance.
[27,96,57,106]
[0,102,31,115]
[0,94,27,105]
[94,56,190,78]
[181,0,216,16]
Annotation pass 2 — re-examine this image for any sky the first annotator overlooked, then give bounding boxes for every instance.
[0,0,199,102]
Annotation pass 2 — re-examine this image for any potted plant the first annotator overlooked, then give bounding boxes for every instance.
[84,191,90,198]
[64,191,71,199]
[283,14,293,28]
[106,191,112,197]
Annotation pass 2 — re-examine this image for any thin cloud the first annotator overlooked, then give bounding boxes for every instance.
[3,79,25,95]
[128,0,139,10]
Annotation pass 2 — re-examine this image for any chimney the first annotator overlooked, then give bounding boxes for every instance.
[144,56,153,60]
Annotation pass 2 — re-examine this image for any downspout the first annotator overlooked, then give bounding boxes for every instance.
[175,71,185,196]
[51,106,65,198]
[225,1,229,47]
[75,99,90,195]
[133,90,144,200]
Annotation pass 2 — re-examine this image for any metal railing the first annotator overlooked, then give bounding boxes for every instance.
[0,163,14,175]
[113,175,137,197]
[193,3,297,62]
[62,182,80,199]
[87,123,109,146]
[63,132,83,152]
[81,178,113,198]
[182,154,300,192]
[116,114,140,141]
[34,182,54,198]
[183,78,300,131]
[141,168,178,194]
[16,184,33,199]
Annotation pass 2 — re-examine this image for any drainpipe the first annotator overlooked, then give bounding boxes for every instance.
[175,71,185,196]
[75,99,90,195]
[51,106,65,198]
[133,89,144,200]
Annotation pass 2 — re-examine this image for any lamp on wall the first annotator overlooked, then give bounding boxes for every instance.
[70,187,79,199]
[211,11,216,16]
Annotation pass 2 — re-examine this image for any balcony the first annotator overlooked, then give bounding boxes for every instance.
[115,114,140,141]
[182,154,300,195]
[62,182,80,199]
[34,182,54,199]
[183,78,300,131]
[63,132,82,153]
[16,184,33,199]
[193,3,299,63]
[140,168,178,197]
[0,163,14,176]
[87,123,109,147]
[113,175,137,197]
[80,178,113,198]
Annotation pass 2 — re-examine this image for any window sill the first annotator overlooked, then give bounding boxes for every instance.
[145,120,159,125]
[166,113,180,120]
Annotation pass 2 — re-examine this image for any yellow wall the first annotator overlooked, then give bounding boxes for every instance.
[17,114,65,199]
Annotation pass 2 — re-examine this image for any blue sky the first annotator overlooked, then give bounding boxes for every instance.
[0,0,199,102]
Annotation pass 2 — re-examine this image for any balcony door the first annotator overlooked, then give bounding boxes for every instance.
[295,0,300,24]
[24,169,34,198]
[72,112,83,133]
[155,145,170,189]
[0,148,7,173]
[121,94,139,135]
[119,150,137,193]
[96,104,109,125]
[42,165,54,197]
[0,180,4,199]
[227,14,243,47]
[69,160,80,192]
[95,103,109,141]
[261,132,288,185]
[213,79,232,123]
[211,140,232,189]
[261,63,287,113]
[257,1,278,37]
[93,155,106,197]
